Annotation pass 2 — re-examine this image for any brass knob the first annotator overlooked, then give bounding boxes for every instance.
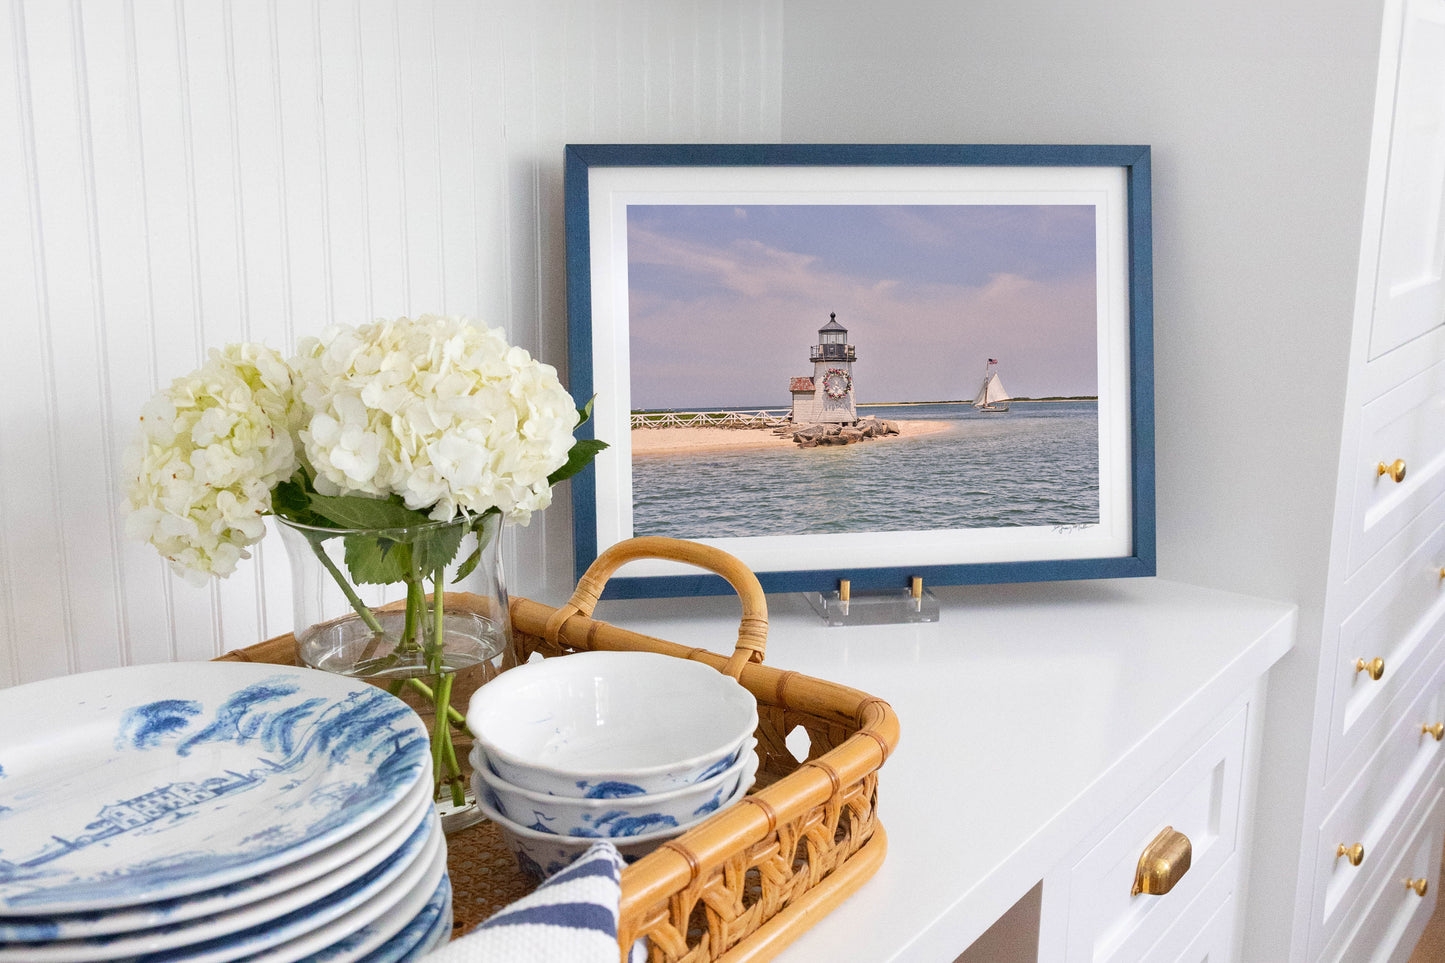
[1378,459,1408,483]
[1337,843,1365,866]
[1355,657,1386,681]
[1132,826,1192,896]
[1407,877,1430,896]
[1425,723,1445,741]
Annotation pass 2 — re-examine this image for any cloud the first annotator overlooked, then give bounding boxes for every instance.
[626,206,1100,408]
[628,225,824,300]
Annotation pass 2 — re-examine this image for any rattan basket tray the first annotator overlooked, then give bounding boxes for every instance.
[218,536,899,962]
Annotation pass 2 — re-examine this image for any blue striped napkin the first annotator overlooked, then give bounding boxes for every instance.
[423,841,644,962]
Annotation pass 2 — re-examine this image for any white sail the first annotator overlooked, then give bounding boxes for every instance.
[973,372,1011,407]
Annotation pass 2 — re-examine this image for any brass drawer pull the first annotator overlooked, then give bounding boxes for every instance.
[1378,459,1408,483]
[1407,877,1430,896]
[1424,723,1445,741]
[1355,657,1386,681]
[1337,843,1365,866]
[1132,826,1192,896]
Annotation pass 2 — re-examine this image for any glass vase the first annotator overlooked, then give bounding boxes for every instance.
[276,511,510,833]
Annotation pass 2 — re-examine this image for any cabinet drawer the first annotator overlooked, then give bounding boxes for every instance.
[1327,509,1445,783]
[1321,789,1443,963]
[1347,357,1445,575]
[1063,705,1247,963]
[1313,671,1444,944]
[1141,857,1237,962]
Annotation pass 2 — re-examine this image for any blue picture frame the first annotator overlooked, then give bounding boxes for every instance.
[565,143,1154,599]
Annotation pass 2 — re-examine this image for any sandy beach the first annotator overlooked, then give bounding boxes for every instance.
[630,420,953,456]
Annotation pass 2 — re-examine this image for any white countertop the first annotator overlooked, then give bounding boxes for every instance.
[593,576,1296,961]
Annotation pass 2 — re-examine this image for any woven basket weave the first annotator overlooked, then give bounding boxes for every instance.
[219,536,898,962]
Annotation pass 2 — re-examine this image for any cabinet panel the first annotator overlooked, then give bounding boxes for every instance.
[1321,789,1443,963]
[1145,863,1237,963]
[1369,0,1445,360]
[1064,706,1246,963]
[1330,505,1445,781]
[1347,359,1445,576]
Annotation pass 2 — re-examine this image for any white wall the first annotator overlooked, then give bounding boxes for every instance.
[0,0,782,687]
[780,0,1376,604]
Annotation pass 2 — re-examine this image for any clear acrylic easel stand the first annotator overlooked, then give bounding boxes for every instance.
[805,582,940,627]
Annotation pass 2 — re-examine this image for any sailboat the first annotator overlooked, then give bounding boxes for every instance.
[972,358,1011,412]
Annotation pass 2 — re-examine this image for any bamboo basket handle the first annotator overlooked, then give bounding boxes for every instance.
[542,536,767,678]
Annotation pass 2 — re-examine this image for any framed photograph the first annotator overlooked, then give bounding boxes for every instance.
[565,144,1153,598]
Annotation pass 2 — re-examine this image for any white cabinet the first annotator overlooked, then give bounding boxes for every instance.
[1257,0,1445,958]
[1312,654,1445,954]
[1062,706,1249,963]
[1320,790,1443,962]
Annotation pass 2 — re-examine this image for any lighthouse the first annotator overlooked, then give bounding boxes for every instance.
[789,313,859,424]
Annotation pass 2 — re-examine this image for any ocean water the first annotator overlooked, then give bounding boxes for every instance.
[632,401,1099,538]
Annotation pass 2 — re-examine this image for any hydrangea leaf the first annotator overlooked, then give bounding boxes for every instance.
[343,533,412,585]
[453,509,502,582]
[271,474,331,528]
[304,492,435,531]
[547,438,609,486]
[412,523,466,576]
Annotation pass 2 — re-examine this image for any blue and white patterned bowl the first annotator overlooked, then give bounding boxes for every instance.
[466,651,758,798]
[472,767,754,884]
[470,739,757,838]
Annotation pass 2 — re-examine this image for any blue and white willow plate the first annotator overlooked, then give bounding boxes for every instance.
[0,778,434,943]
[330,872,451,963]
[0,662,431,915]
[0,809,440,962]
[229,830,448,963]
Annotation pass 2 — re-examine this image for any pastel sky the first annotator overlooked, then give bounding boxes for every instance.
[626,203,1099,409]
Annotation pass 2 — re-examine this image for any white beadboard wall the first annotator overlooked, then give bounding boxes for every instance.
[0,0,783,687]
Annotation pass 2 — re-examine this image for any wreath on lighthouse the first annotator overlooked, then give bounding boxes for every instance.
[822,367,852,400]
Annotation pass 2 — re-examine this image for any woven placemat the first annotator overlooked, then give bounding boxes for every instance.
[444,817,536,940]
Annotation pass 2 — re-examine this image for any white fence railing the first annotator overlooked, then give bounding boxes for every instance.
[631,409,791,429]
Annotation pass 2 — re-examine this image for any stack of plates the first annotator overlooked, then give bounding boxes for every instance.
[0,662,452,962]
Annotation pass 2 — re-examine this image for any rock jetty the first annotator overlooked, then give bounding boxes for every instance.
[776,417,902,448]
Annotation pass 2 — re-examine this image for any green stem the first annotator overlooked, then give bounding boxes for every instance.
[402,677,466,727]
[430,672,465,806]
[400,584,415,653]
[432,571,446,670]
[304,534,385,635]
[402,576,424,655]
[443,740,465,806]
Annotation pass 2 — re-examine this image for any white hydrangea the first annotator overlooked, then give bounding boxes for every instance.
[121,343,299,584]
[292,314,580,524]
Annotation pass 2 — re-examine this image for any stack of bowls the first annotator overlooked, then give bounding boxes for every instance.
[467,651,759,882]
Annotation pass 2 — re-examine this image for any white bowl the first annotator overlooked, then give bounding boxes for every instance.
[473,762,755,884]
[470,739,758,837]
[466,651,758,797]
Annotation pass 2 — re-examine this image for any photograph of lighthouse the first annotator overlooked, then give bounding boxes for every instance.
[565,144,1153,595]
[627,201,1102,539]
